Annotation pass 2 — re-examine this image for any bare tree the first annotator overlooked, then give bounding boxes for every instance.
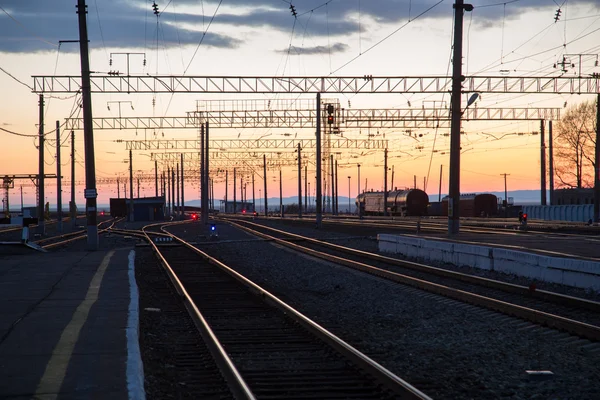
[554,100,597,188]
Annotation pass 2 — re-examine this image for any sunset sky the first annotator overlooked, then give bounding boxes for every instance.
[1,0,600,208]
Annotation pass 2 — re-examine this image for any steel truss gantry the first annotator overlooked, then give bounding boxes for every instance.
[118,138,388,151]
[33,75,600,94]
[64,107,560,131]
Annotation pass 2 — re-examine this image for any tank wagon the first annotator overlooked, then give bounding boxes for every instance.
[356,189,429,216]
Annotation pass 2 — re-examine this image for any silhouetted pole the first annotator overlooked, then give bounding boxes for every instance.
[383,148,388,216]
[263,154,268,216]
[167,167,171,216]
[240,176,244,207]
[203,122,210,224]
[171,168,175,218]
[391,165,395,191]
[439,165,443,202]
[595,94,600,222]
[540,120,547,205]
[304,165,308,213]
[357,163,361,218]
[298,143,302,218]
[335,159,339,215]
[225,170,228,213]
[501,173,510,218]
[233,167,237,214]
[77,0,99,249]
[448,0,472,235]
[38,95,45,234]
[56,121,63,232]
[129,149,134,221]
[71,130,76,227]
[200,123,204,218]
[154,160,158,197]
[279,169,283,218]
[549,121,555,205]
[252,173,255,212]
[347,176,351,214]
[316,92,322,228]
[176,162,180,218]
[180,154,184,219]
[137,177,140,198]
[414,175,416,189]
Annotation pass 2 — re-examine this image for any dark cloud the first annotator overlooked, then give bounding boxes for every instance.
[279,43,349,55]
[0,0,598,53]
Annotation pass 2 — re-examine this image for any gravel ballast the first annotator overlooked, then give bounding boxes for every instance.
[167,220,600,400]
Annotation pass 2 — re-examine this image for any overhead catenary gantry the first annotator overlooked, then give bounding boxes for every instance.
[118,138,388,151]
[32,75,600,94]
[64,107,561,131]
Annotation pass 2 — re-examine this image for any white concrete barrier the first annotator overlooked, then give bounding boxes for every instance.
[377,234,600,291]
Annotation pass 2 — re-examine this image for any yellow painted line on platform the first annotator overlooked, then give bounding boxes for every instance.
[35,250,116,399]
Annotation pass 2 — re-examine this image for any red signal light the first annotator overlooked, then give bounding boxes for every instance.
[192,213,198,220]
[242,209,246,214]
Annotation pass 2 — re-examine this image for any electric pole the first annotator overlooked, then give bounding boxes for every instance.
[540,120,547,205]
[595,94,600,222]
[38,94,45,235]
[129,149,134,221]
[448,0,473,234]
[77,0,99,249]
[298,143,302,218]
[316,93,322,228]
[180,154,184,219]
[501,173,510,218]
[383,148,388,217]
[280,169,283,217]
[154,159,158,197]
[56,121,63,232]
[71,130,76,227]
[263,154,268,216]
[549,121,555,205]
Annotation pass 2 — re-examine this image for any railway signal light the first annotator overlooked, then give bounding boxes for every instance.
[326,104,335,125]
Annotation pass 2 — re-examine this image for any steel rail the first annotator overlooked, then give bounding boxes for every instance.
[40,219,118,249]
[138,221,256,400]
[224,219,600,342]
[158,221,431,399]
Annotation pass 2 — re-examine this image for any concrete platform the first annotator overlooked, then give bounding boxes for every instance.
[0,249,145,399]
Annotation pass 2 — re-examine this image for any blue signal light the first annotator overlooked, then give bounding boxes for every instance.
[210,224,216,231]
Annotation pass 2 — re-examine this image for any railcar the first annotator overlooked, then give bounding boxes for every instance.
[437,193,498,217]
[356,189,429,216]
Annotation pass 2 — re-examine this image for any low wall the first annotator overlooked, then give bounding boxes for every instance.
[378,234,600,291]
[523,205,593,223]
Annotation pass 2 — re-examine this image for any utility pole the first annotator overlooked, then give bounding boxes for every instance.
[414,175,417,189]
[501,173,510,218]
[137,176,140,198]
[439,165,443,201]
[20,186,23,211]
[154,160,158,197]
[448,0,473,234]
[348,176,351,214]
[233,167,237,214]
[56,121,63,232]
[252,173,255,212]
[316,93,322,228]
[357,163,361,218]
[391,165,395,191]
[330,155,334,215]
[200,123,204,218]
[180,154,184,219]
[540,120,547,205]
[304,165,308,213]
[263,154,268,216]
[203,122,210,224]
[383,148,388,216]
[595,93,600,222]
[176,162,180,218]
[71,130,76,227]
[335,159,339,215]
[279,169,283,217]
[129,149,134,221]
[549,121,555,205]
[225,170,228,213]
[298,143,302,218]
[38,94,45,235]
[77,0,99,249]
[171,168,175,219]
[167,167,171,217]
[240,176,244,208]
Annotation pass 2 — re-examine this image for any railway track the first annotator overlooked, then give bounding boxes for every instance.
[123,221,431,399]
[220,218,600,343]
[36,218,118,249]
